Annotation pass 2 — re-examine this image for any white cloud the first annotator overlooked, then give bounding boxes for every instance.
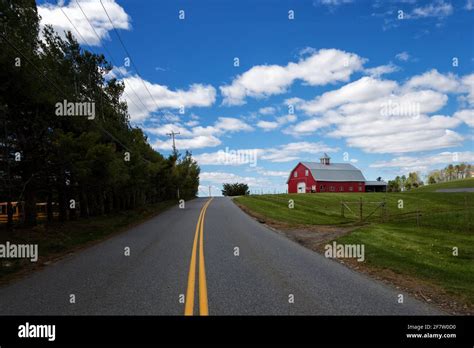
[153,135,221,150]
[199,172,269,187]
[460,74,474,105]
[192,141,338,165]
[364,64,399,77]
[345,129,463,154]
[122,75,216,121]
[105,66,129,80]
[395,51,411,62]
[370,151,474,172]
[285,70,473,154]
[260,142,339,162]
[410,0,453,19]
[258,106,276,115]
[214,117,253,132]
[298,77,398,115]
[220,49,365,105]
[405,69,460,93]
[256,114,297,131]
[454,109,474,127]
[193,148,259,166]
[256,121,279,131]
[255,169,288,177]
[38,0,131,46]
[147,117,253,151]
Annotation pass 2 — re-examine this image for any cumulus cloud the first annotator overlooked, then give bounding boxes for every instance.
[258,106,277,115]
[296,76,398,115]
[148,117,253,151]
[192,141,338,165]
[285,70,472,153]
[122,75,216,121]
[260,142,339,163]
[256,120,279,131]
[454,109,474,127]
[38,0,131,46]
[256,114,297,131]
[370,151,474,172]
[153,135,221,150]
[405,69,460,93]
[220,48,365,105]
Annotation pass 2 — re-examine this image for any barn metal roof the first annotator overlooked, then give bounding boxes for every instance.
[300,162,366,182]
[365,181,388,186]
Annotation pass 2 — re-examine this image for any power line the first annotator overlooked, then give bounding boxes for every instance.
[65,2,153,118]
[99,0,163,113]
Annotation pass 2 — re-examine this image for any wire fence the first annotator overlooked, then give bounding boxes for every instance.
[245,193,473,231]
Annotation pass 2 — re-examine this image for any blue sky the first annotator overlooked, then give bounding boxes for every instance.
[37,0,473,195]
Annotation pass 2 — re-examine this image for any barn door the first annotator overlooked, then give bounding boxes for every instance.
[297,182,306,193]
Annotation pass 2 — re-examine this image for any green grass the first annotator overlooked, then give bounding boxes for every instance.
[235,191,474,306]
[410,178,474,192]
[0,200,176,280]
[338,222,474,304]
[235,191,472,226]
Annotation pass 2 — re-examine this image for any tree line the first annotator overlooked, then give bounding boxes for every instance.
[0,0,199,227]
[387,172,423,192]
[387,163,472,192]
[427,163,472,184]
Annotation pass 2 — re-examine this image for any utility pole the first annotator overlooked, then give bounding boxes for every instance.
[208,185,211,197]
[166,131,180,154]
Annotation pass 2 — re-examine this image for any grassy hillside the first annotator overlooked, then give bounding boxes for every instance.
[409,178,474,192]
[234,191,474,310]
[234,192,471,227]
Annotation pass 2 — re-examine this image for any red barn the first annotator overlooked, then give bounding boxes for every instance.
[287,154,367,193]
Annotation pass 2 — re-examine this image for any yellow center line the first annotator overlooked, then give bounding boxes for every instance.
[199,200,211,315]
[184,198,212,316]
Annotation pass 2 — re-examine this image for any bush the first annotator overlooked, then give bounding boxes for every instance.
[222,183,250,196]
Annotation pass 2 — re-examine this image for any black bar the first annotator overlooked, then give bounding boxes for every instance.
[0,315,472,346]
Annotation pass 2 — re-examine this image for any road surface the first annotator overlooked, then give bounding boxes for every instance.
[0,197,441,315]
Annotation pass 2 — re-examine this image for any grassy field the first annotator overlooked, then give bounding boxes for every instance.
[234,179,474,309]
[0,200,176,282]
[409,177,474,192]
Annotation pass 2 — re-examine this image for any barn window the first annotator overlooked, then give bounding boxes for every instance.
[358,186,362,191]
[339,186,343,191]
[305,169,309,176]
[320,185,325,191]
[294,171,297,178]
[330,186,335,191]
[349,186,353,191]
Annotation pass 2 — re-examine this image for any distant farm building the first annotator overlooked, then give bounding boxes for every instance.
[287,154,387,193]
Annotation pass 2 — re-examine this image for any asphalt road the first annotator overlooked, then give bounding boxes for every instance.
[0,197,441,315]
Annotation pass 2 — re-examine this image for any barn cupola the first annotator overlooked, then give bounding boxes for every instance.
[320,153,331,165]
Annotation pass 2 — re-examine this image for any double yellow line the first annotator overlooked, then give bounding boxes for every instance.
[184,198,213,316]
